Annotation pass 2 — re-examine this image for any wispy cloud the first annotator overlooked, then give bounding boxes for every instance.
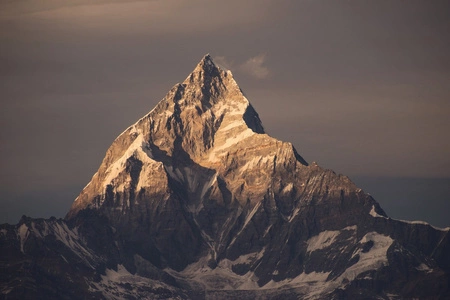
[215,54,269,79]
[214,56,234,71]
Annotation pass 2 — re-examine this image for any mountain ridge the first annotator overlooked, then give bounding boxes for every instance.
[1,55,449,299]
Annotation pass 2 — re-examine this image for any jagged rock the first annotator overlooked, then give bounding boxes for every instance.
[1,55,449,299]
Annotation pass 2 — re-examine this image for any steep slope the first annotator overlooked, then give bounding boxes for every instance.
[0,215,111,299]
[66,54,313,271]
[64,55,449,298]
[0,214,190,299]
[1,55,449,299]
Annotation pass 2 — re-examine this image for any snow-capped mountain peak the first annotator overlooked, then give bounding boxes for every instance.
[3,55,448,299]
[66,54,295,219]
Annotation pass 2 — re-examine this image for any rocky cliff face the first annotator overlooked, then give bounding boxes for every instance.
[66,54,313,271]
[2,55,449,299]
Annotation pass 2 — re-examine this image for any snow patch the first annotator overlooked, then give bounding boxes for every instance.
[343,232,393,281]
[209,128,255,161]
[50,222,96,268]
[264,271,330,290]
[369,205,387,219]
[212,97,248,118]
[104,265,131,282]
[102,134,157,190]
[230,202,261,247]
[219,119,246,132]
[166,254,262,291]
[244,202,261,229]
[164,166,217,214]
[239,155,274,173]
[306,230,340,253]
[281,183,294,194]
[370,205,450,231]
[225,249,265,267]
[396,219,450,231]
[416,263,432,273]
[260,230,390,298]
[91,265,180,300]
[263,224,273,237]
[200,173,217,200]
[306,226,357,253]
[301,174,323,204]
[289,207,300,222]
[1,288,13,295]
[17,224,29,253]
[30,221,51,238]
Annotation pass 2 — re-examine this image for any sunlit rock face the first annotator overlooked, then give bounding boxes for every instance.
[1,55,448,299]
[66,54,315,271]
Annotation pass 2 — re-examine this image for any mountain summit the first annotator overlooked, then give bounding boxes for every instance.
[2,55,449,299]
[66,53,311,270]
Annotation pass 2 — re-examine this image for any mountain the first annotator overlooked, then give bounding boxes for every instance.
[1,55,449,299]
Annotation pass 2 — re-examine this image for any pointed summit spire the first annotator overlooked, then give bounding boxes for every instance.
[181,54,236,100]
[202,53,214,64]
[200,53,216,68]
[188,53,222,81]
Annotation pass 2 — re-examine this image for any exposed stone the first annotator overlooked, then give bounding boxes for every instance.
[1,55,449,299]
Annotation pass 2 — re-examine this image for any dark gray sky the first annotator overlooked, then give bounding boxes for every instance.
[1,1,449,226]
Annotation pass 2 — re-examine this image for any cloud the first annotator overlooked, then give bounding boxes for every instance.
[238,54,270,79]
[214,56,234,71]
[215,54,270,79]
